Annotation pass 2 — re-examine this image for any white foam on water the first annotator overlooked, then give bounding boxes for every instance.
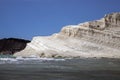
[38,58,65,61]
[0,57,66,64]
[0,58,17,61]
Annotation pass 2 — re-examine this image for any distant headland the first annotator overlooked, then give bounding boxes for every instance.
[0,38,30,55]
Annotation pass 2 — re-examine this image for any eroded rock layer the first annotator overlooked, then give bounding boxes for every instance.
[14,12,120,58]
[60,12,120,49]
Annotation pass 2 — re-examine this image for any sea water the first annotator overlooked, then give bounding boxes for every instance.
[0,55,120,80]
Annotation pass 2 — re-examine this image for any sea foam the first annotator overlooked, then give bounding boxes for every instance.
[0,57,65,64]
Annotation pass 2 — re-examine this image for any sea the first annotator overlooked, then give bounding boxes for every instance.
[0,55,120,80]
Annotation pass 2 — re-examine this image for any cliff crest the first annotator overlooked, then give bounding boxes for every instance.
[60,12,120,49]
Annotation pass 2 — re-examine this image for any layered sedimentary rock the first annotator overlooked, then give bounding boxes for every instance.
[60,13,120,49]
[14,12,120,58]
[0,38,30,54]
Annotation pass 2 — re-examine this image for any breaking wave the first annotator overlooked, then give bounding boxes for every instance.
[0,56,66,64]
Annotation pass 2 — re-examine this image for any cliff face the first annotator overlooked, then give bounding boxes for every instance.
[60,12,120,49]
[0,38,30,54]
[14,12,120,58]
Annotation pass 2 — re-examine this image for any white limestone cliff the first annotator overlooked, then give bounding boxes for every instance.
[14,12,120,58]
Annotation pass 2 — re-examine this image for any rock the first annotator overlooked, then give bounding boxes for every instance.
[60,12,120,49]
[0,38,30,54]
[14,12,120,58]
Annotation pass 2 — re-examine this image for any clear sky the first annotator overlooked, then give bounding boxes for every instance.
[0,0,120,40]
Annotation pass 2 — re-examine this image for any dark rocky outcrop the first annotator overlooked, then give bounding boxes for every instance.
[0,38,30,54]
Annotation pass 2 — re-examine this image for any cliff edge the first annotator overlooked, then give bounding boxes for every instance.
[14,12,120,58]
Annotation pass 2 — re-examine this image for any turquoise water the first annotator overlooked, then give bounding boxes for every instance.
[0,54,15,58]
[0,55,120,80]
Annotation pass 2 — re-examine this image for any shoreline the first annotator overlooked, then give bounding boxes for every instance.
[1,54,120,60]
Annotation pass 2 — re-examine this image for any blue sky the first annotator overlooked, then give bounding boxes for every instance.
[0,0,120,40]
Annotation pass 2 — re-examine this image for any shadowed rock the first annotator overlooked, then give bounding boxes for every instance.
[0,38,30,54]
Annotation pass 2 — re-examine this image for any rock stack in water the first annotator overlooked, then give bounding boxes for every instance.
[14,12,120,58]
